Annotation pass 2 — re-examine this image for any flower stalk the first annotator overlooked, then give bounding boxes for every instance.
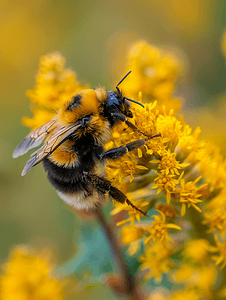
[92,206,141,300]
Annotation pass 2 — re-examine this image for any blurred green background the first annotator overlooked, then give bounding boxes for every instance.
[1,0,226,298]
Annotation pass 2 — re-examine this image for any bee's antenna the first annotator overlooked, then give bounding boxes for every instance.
[116,70,132,90]
[125,97,144,108]
[116,70,144,108]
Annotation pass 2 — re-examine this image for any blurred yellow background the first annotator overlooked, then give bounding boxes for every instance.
[1,0,226,298]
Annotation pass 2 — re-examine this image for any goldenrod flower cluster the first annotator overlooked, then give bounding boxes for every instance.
[107,41,226,297]
[0,246,65,300]
[23,52,89,130]
[21,41,226,298]
[119,41,182,113]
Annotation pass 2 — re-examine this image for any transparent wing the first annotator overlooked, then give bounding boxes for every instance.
[13,118,58,158]
[21,123,80,176]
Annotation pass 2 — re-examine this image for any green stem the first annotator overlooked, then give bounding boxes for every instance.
[92,206,140,300]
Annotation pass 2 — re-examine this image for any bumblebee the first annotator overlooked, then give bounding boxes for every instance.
[13,71,160,215]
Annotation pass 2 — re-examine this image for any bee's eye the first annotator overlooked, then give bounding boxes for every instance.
[81,116,90,127]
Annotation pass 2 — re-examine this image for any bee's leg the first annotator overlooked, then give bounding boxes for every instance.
[111,112,150,137]
[108,185,148,216]
[100,133,161,161]
[83,172,148,216]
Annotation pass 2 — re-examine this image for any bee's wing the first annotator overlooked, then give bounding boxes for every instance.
[13,118,58,158]
[21,123,80,176]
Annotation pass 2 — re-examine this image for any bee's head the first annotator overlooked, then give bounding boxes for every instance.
[105,71,144,121]
[106,89,133,118]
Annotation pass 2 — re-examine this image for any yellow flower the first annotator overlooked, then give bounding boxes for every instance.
[24,52,89,129]
[210,235,226,269]
[178,176,207,216]
[199,147,226,192]
[205,188,226,211]
[156,111,182,150]
[121,225,145,256]
[144,210,181,244]
[203,209,226,237]
[170,288,201,300]
[127,99,165,157]
[171,263,217,297]
[139,241,174,282]
[130,99,158,137]
[106,152,148,184]
[0,246,64,300]
[177,125,204,162]
[171,264,195,283]
[145,136,166,157]
[105,95,164,161]
[184,239,210,263]
[121,225,144,244]
[120,40,181,112]
[194,265,217,293]
[151,171,179,196]
[150,148,189,175]
[219,286,226,298]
